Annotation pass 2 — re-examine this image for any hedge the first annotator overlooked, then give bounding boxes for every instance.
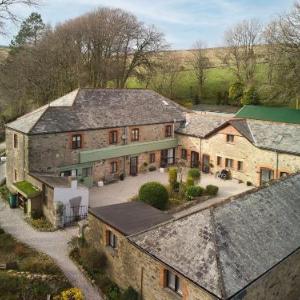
[186,186,205,200]
[205,185,219,196]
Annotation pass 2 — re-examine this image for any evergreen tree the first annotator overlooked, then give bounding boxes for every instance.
[10,12,45,49]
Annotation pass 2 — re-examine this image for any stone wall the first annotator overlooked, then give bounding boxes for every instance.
[6,129,29,190]
[27,123,174,175]
[86,214,216,300]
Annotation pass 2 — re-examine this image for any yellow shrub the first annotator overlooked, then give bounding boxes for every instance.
[54,288,84,300]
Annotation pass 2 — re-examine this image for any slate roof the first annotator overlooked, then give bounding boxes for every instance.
[6,89,186,135]
[176,112,230,138]
[130,174,300,299]
[89,201,172,236]
[236,105,300,124]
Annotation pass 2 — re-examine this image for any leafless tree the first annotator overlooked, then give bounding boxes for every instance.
[191,40,210,100]
[263,2,300,103]
[149,53,182,99]
[224,19,262,85]
[0,0,40,33]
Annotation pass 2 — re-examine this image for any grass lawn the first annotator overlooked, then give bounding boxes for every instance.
[0,227,71,299]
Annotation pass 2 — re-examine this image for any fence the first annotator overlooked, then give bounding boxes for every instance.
[63,204,88,226]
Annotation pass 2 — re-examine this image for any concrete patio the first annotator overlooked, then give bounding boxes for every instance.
[89,170,253,208]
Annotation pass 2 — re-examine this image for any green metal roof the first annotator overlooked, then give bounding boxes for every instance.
[80,138,178,163]
[235,105,300,124]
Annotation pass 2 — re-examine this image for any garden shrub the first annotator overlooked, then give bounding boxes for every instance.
[121,286,139,300]
[168,168,178,191]
[205,185,219,196]
[186,176,194,187]
[186,186,204,200]
[0,185,9,202]
[55,288,84,300]
[107,283,121,300]
[138,182,169,210]
[21,255,61,274]
[188,168,200,181]
[0,227,5,234]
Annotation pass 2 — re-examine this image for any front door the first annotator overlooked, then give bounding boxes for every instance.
[202,154,210,173]
[191,151,199,168]
[130,156,138,176]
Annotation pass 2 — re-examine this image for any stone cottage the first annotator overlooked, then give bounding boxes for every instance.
[87,174,300,300]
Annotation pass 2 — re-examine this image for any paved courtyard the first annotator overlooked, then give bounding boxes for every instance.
[89,170,253,208]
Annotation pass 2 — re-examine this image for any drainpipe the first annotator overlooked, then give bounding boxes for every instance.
[140,267,144,299]
[199,137,202,171]
[276,151,279,179]
[122,127,127,177]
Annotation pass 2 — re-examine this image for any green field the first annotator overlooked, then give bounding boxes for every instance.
[127,63,270,106]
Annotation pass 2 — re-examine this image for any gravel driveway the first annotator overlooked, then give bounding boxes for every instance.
[0,200,103,300]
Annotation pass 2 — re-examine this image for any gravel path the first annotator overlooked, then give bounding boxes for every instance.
[0,200,103,300]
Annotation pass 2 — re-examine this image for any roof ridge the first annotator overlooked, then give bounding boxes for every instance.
[245,119,256,144]
[209,208,227,299]
[27,105,50,134]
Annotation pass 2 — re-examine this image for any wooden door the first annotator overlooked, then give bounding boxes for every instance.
[202,154,210,173]
[130,157,138,176]
[191,151,199,168]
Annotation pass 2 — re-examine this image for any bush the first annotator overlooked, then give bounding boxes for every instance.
[168,167,178,190]
[186,186,205,201]
[26,217,54,232]
[55,288,84,300]
[188,168,200,181]
[229,81,244,105]
[0,227,5,234]
[241,86,260,105]
[205,185,219,196]
[107,283,121,300]
[121,287,139,300]
[0,185,9,202]
[21,255,61,274]
[148,165,156,172]
[186,176,194,187]
[138,182,169,210]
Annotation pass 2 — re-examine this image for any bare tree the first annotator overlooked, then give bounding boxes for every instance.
[224,19,262,85]
[264,2,300,103]
[0,0,40,33]
[191,40,210,102]
[149,53,182,99]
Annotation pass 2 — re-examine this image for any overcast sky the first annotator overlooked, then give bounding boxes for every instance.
[0,0,295,49]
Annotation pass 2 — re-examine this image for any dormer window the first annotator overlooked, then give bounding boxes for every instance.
[72,135,82,149]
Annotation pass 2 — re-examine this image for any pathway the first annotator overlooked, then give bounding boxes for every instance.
[0,200,103,300]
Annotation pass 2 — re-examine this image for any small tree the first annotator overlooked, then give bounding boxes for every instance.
[168,167,178,192]
[139,182,169,210]
[188,168,201,182]
[229,82,244,105]
[241,86,260,105]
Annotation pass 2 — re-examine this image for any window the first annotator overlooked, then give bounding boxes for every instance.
[181,149,187,160]
[217,156,222,166]
[225,158,234,168]
[131,128,139,141]
[111,161,118,174]
[260,168,274,185]
[72,135,82,149]
[14,169,17,182]
[60,170,72,177]
[149,153,156,163]
[280,172,289,178]
[13,134,18,148]
[237,161,243,171]
[109,131,118,144]
[165,125,172,138]
[106,230,117,249]
[226,134,234,143]
[82,167,92,177]
[166,270,182,295]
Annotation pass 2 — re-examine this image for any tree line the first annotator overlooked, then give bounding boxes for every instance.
[0,1,299,124]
